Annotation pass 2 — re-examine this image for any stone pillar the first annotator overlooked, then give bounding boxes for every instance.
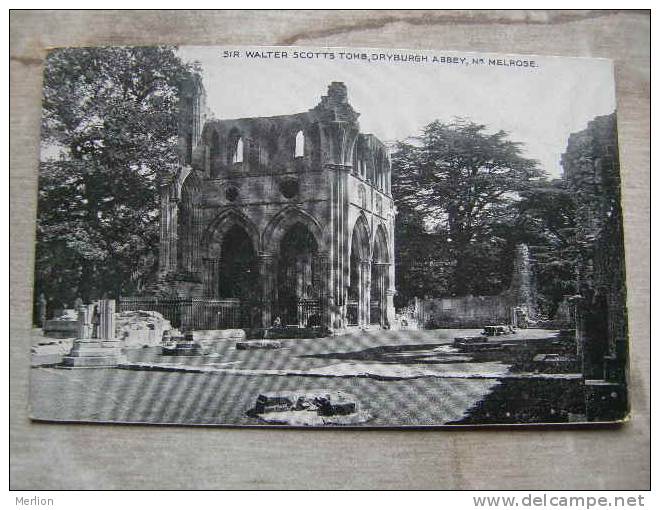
[191,206,202,273]
[385,288,396,328]
[371,262,393,327]
[361,260,371,326]
[259,253,276,328]
[159,186,173,275]
[77,304,93,339]
[509,243,536,319]
[169,200,179,273]
[315,82,360,332]
[327,167,349,330]
[98,299,116,340]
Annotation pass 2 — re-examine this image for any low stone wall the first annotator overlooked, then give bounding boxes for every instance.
[43,309,78,338]
[416,295,511,329]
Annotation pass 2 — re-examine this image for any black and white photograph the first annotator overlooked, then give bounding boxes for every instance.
[29,44,629,427]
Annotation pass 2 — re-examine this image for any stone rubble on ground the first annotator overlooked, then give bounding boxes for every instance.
[252,389,370,426]
[115,310,173,348]
[236,340,283,350]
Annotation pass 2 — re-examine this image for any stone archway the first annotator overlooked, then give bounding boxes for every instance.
[217,225,258,300]
[275,222,320,326]
[177,172,202,275]
[348,215,371,327]
[371,224,390,326]
[262,207,326,328]
[201,209,260,300]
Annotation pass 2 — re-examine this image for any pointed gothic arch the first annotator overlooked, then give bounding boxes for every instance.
[371,223,391,326]
[262,206,324,254]
[176,170,203,274]
[201,208,260,299]
[373,223,390,263]
[349,213,371,262]
[347,213,372,326]
[202,208,260,259]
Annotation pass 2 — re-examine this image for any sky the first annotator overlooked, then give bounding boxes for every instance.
[178,46,616,178]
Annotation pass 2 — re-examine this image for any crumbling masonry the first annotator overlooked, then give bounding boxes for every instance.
[154,81,396,332]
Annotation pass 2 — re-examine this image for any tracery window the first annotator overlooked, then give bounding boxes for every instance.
[233,137,244,164]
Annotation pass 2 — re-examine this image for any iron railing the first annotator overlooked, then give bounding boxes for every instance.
[370,300,381,325]
[119,296,322,331]
[118,296,260,331]
[346,301,359,326]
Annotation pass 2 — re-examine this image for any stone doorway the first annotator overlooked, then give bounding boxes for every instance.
[218,224,258,301]
[276,222,320,326]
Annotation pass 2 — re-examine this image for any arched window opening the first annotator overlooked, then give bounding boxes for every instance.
[177,179,199,273]
[233,137,244,164]
[376,152,384,190]
[294,130,305,158]
[219,224,257,300]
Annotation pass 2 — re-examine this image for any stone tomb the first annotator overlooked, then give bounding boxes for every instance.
[61,300,125,368]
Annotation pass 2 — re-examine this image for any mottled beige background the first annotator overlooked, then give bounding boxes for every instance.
[10,10,650,489]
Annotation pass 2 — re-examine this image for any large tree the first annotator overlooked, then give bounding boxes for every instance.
[392,119,544,298]
[36,46,197,316]
[393,204,449,307]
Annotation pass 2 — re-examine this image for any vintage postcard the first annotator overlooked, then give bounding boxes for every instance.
[30,45,629,426]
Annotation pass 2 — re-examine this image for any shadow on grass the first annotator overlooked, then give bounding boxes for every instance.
[448,378,586,424]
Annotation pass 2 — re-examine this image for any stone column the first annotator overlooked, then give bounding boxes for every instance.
[321,254,330,328]
[325,167,349,331]
[169,200,179,273]
[190,206,202,273]
[385,288,395,328]
[98,299,116,340]
[372,262,393,327]
[159,186,180,276]
[361,259,371,326]
[77,304,93,339]
[258,253,276,328]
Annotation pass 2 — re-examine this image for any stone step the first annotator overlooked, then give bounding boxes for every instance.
[61,355,124,367]
[68,346,123,357]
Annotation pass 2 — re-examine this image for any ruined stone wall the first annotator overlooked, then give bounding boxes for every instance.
[152,82,395,330]
[562,112,628,382]
[415,243,536,328]
[416,294,511,328]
